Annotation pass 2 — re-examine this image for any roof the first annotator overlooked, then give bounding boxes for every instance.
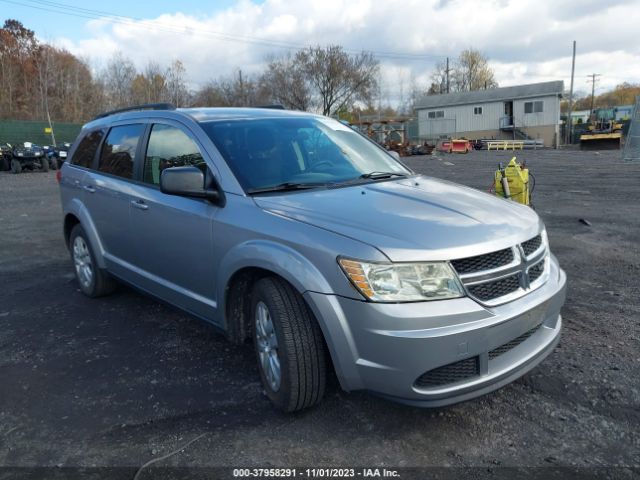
[415,81,564,110]
[181,107,316,122]
[83,107,318,130]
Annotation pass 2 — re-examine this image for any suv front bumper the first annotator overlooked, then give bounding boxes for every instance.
[304,255,566,406]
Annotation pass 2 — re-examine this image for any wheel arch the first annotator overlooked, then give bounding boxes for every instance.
[62,200,107,268]
[218,240,334,342]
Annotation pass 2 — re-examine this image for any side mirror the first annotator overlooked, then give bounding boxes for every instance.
[160,166,224,205]
[388,150,401,161]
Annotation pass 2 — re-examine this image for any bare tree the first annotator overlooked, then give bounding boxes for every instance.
[193,69,267,107]
[145,61,168,103]
[166,60,189,107]
[424,48,497,97]
[300,45,379,116]
[103,51,136,109]
[452,48,498,92]
[429,59,448,95]
[261,52,313,111]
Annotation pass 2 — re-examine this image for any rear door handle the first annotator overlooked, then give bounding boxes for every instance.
[83,185,95,193]
[131,199,149,211]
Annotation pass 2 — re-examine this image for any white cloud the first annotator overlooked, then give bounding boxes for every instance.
[54,0,640,100]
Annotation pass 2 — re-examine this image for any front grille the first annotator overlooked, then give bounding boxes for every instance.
[451,234,546,304]
[489,323,542,360]
[528,259,545,283]
[415,356,480,388]
[467,274,521,301]
[450,248,513,275]
[522,235,542,257]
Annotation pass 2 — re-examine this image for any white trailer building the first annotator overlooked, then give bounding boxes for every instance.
[414,81,564,147]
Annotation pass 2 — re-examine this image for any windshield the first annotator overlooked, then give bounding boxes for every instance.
[200,116,411,192]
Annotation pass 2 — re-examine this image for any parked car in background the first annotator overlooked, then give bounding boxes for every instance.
[59,104,566,412]
[0,143,12,171]
[49,142,72,168]
[11,142,48,174]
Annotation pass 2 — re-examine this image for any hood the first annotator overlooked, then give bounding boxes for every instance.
[254,176,542,262]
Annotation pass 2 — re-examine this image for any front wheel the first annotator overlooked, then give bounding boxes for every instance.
[251,277,327,412]
[10,159,22,174]
[40,157,49,172]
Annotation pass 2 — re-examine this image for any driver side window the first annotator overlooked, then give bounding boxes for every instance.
[143,124,206,186]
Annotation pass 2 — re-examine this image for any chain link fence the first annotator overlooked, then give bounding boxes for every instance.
[418,118,457,142]
[622,96,640,161]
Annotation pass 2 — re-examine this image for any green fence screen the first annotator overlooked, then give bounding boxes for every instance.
[0,120,82,146]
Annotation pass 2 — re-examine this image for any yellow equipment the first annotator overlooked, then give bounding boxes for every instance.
[494,157,530,206]
[580,108,623,150]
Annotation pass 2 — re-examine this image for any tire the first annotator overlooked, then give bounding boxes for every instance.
[10,159,22,174]
[251,277,326,412]
[69,224,116,297]
[0,156,8,171]
[50,157,58,170]
[40,157,49,172]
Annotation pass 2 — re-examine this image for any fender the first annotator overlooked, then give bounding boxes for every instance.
[216,239,334,322]
[64,198,107,269]
[216,239,363,388]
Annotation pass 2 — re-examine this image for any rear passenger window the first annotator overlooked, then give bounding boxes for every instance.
[71,130,104,168]
[98,124,144,179]
[143,124,206,185]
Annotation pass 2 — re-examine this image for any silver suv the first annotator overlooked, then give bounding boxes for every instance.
[59,104,566,411]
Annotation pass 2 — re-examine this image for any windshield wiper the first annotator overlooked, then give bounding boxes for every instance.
[247,182,327,194]
[358,171,409,180]
[331,171,409,187]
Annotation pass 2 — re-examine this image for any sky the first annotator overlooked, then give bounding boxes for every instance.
[3,0,640,105]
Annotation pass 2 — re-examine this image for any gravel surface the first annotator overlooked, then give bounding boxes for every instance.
[0,149,638,478]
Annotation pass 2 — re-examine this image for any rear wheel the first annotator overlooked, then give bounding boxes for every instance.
[10,159,22,174]
[251,277,326,412]
[69,224,116,297]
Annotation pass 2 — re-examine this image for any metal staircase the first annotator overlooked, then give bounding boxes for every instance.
[499,116,532,140]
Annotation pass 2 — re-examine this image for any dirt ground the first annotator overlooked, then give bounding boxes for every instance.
[0,149,638,479]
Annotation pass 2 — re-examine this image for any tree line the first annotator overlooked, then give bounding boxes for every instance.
[10,17,634,125]
[563,82,640,112]
[0,19,382,123]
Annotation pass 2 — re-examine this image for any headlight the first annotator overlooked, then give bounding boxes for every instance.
[338,258,465,302]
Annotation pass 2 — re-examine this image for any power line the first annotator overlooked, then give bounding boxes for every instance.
[586,73,601,112]
[2,0,449,61]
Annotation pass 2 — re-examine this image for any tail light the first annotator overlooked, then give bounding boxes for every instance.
[56,169,62,183]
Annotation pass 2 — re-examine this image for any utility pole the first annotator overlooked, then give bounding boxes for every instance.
[567,40,576,144]
[445,57,450,93]
[587,73,601,115]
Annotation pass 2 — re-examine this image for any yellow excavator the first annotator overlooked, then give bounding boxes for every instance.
[580,108,623,150]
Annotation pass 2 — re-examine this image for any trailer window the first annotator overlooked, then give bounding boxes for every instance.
[525,101,544,114]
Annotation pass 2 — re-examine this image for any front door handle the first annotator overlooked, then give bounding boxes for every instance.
[83,185,96,193]
[131,199,149,211]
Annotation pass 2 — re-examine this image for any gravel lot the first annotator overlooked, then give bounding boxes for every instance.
[0,149,638,479]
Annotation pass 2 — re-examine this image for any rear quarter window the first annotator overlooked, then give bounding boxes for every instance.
[71,130,105,168]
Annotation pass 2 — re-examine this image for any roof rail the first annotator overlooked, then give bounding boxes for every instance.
[93,103,176,120]
[254,104,286,110]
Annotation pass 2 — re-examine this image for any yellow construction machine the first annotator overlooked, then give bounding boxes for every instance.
[580,108,623,150]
